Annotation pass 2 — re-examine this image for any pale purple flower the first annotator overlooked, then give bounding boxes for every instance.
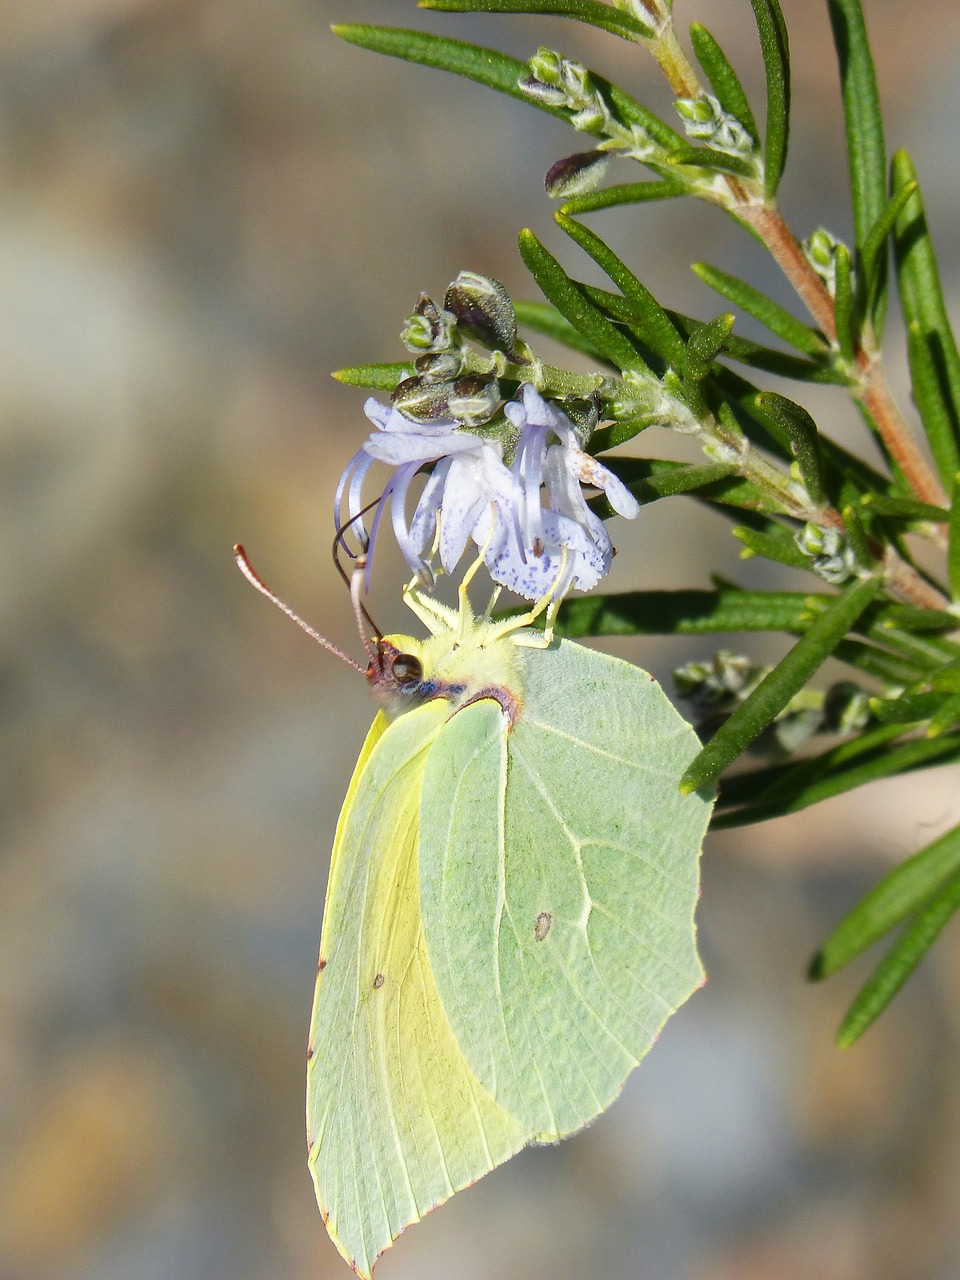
[336,386,639,600]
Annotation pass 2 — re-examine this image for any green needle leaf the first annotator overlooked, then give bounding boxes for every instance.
[827,0,887,334]
[812,823,960,980]
[892,151,960,486]
[560,180,689,216]
[680,575,881,793]
[733,523,809,571]
[664,145,759,180]
[714,731,960,827]
[832,242,856,361]
[556,214,685,365]
[518,229,649,373]
[332,26,564,116]
[333,362,414,390]
[907,325,960,486]
[749,0,790,197]
[556,588,826,639]
[513,299,609,362]
[691,262,829,357]
[950,473,960,602]
[857,181,916,332]
[419,0,655,39]
[836,869,960,1047]
[751,392,826,506]
[689,23,758,144]
[926,693,960,738]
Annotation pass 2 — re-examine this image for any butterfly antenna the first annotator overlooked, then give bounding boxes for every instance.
[349,555,383,670]
[234,544,365,673]
[332,497,383,642]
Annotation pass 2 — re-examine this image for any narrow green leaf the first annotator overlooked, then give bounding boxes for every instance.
[712,338,847,385]
[873,604,960,635]
[603,84,689,154]
[749,0,790,197]
[559,180,689,216]
[858,181,916,330]
[733,524,809,570]
[717,723,905,810]
[812,823,960,978]
[893,151,960,481]
[827,0,887,333]
[840,502,872,570]
[419,0,654,39]
[930,659,960,694]
[829,639,928,687]
[666,309,846,385]
[556,215,685,364]
[680,575,881,793]
[600,458,737,502]
[714,731,960,826]
[861,493,948,524]
[664,145,759,179]
[691,262,828,357]
[837,869,960,1046]
[906,323,960,486]
[689,23,758,143]
[334,27,686,155]
[927,693,960,738]
[751,392,826,506]
[685,313,736,373]
[950,473,960,602]
[518,229,649,372]
[556,588,826,640]
[869,692,943,726]
[513,299,609,362]
[332,362,413,390]
[833,242,856,361]
[595,448,788,515]
[333,26,567,117]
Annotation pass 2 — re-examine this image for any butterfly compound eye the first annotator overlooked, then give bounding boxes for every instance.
[390,653,423,687]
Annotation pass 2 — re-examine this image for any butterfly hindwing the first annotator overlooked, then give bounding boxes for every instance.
[418,638,709,1138]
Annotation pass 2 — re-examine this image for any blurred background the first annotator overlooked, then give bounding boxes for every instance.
[2,1,960,1277]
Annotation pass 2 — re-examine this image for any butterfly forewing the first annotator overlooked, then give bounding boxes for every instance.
[307,700,528,1278]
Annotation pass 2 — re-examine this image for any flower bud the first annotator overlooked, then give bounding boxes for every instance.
[795,522,856,584]
[675,96,716,130]
[444,272,517,353]
[415,350,464,383]
[391,374,455,423]
[401,294,458,353]
[447,374,501,428]
[675,95,753,157]
[673,650,756,710]
[557,394,600,443]
[545,150,611,199]
[802,228,842,291]
[824,681,872,734]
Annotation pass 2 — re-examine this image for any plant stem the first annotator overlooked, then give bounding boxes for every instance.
[736,205,947,510]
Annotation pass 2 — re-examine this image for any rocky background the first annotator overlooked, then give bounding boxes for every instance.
[2,2,959,1278]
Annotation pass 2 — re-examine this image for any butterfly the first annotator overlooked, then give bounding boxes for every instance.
[236,546,712,1276]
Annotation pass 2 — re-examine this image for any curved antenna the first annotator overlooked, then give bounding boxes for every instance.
[332,497,383,642]
[234,545,366,673]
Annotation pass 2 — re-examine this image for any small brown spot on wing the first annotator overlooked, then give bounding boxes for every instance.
[306,1043,314,1061]
[534,911,552,942]
[373,972,385,989]
[317,957,327,973]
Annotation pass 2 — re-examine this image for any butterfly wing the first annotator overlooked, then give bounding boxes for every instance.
[418,638,711,1138]
[306,700,529,1278]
